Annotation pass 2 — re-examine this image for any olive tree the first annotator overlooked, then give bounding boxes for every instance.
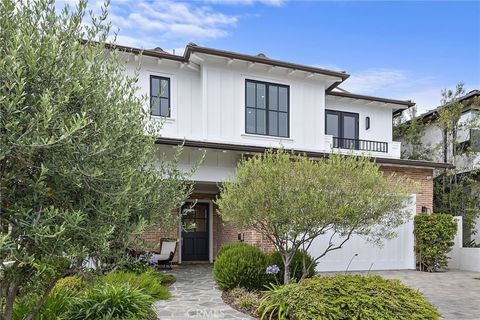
[217,150,412,284]
[0,1,191,319]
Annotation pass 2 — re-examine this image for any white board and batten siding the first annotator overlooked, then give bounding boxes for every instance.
[309,195,417,272]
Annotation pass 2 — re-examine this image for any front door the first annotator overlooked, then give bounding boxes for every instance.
[181,202,209,261]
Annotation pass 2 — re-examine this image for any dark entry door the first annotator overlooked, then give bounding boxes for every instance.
[181,202,209,261]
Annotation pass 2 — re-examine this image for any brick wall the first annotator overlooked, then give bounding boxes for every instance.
[379,165,434,214]
[140,165,434,262]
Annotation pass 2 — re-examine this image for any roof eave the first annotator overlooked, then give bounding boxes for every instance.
[155,138,453,169]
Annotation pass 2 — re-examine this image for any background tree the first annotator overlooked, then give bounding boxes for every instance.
[433,84,480,243]
[393,83,480,245]
[217,150,412,284]
[393,106,432,161]
[0,1,192,319]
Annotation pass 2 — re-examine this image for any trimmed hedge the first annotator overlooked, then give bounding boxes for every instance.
[414,214,457,272]
[269,250,317,283]
[261,275,440,320]
[213,243,270,291]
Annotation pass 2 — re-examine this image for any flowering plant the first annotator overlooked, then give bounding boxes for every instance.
[266,264,281,275]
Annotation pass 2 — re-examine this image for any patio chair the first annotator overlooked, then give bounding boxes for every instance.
[150,238,177,269]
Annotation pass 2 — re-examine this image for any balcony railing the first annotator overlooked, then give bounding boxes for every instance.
[332,137,389,153]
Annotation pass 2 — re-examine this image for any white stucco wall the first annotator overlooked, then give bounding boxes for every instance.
[123,53,402,159]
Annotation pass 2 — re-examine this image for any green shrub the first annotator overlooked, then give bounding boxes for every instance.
[13,289,74,320]
[66,283,155,320]
[216,242,251,258]
[279,275,439,320]
[117,254,151,274]
[258,283,292,320]
[101,269,171,300]
[414,214,457,272]
[53,275,87,294]
[213,243,270,291]
[269,250,317,283]
[226,287,260,313]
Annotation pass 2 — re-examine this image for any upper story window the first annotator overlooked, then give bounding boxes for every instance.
[325,110,359,149]
[150,75,170,117]
[245,79,289,137]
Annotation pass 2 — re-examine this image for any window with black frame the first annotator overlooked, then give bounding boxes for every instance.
[150,75,170,117]
[325,110,359,149]
[245,80,289,137]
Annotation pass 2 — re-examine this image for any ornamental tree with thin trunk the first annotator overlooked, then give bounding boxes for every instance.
[217,150,413,284]
[0,1,192,319]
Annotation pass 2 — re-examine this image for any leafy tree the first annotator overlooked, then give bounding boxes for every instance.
[0,1,191,319]
[393,106,432,161]
[433,84,480,242]
[217,150,412,284]
[394,83,480,245]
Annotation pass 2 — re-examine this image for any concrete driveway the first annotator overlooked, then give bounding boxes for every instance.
[370,270,480,320]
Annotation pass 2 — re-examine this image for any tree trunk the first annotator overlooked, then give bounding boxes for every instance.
[1,281,18,320]
[25,277,60,320]
[283,261,291,284]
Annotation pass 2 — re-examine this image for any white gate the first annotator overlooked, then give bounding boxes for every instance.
[309,195,416,272]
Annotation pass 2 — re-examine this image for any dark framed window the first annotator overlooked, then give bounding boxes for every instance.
[150,75,170,117]
[325,110,359,149]
[245,79,289,137]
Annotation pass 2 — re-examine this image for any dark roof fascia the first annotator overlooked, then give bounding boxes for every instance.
[155,137,453,169]
[184,45,350,80]
[327,91,415,108]
[408,90,480,123]
[104,43,186,62]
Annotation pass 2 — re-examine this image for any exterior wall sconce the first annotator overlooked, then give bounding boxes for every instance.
[421,206,431,214]
[238,233,244,242]
[366,116,371,130]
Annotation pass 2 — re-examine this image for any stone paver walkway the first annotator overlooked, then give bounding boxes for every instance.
[324,270,480,320]
[154,264,253,320]
[372,270,480,320]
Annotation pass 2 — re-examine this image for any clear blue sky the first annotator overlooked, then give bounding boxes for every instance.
[66,0,480,113]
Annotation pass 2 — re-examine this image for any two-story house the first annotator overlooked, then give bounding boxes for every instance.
[399,90,480,174]
[116,43,451,270]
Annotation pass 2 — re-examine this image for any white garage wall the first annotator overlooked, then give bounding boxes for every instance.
[309,195,416,272]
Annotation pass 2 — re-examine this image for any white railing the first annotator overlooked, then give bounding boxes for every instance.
[324,135,402,159]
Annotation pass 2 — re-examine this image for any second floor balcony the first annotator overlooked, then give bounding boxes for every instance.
[324,135,401,158]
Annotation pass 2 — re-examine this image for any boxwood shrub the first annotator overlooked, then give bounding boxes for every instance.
[259,274,440,320]
[213,243,270,291]
[269,250,317,283]
[414,214,457,272]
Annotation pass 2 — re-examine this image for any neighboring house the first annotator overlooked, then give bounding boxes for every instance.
[399,90,480,174]
[116,43,450,270]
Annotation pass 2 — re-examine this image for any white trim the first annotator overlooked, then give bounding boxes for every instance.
[209,201,214,263]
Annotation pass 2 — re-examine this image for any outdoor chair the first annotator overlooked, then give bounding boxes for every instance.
[149,238,177,269]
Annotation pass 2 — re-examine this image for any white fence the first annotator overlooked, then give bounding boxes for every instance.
[309,195,416,272]
[448,216,480,272]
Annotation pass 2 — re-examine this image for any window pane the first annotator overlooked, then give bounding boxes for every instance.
[195,218,207,232]
[151,78,160,97]
[279,112,288,137]
[279,87,288,112]
[269,86,278,111]
[160,79,169,98]
[151,97,160,115]
[256,83,266,109]
[343,115,357,139]
[246,81,256,107]
[268,111,278,136]
[256,109,266,134]
[246,108,256,133]
[326,113,339,137]
[160,98,169,117]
